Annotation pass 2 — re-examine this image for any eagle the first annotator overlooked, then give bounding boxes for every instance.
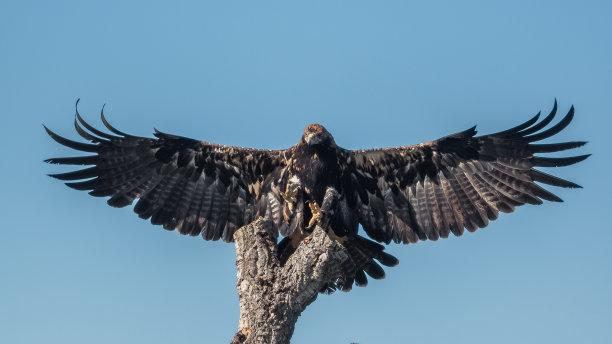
[45,100,589,291]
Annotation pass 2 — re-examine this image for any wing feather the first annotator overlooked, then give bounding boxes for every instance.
[510,100,557,137]
[407,185,428,241]
[347,103,587,244]
[45,105,285,242]
[431,179,453,239]
[423,178,443,240]
[439,177,466,236]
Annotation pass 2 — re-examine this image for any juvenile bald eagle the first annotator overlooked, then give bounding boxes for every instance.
[45,101,588,291]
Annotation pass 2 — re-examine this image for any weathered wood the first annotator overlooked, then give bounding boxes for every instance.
[231,218,350,344]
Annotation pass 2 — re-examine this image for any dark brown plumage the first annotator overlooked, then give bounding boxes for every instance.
[45,100,588,291]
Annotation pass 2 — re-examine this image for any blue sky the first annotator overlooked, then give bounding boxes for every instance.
[1,1,610,343]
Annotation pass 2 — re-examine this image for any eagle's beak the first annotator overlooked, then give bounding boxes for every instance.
[305,133,316,146]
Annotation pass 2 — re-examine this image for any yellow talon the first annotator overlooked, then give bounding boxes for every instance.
[308,201,320,214]
[308,201,321,227]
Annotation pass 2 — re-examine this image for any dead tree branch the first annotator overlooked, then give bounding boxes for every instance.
[231,218,349,344]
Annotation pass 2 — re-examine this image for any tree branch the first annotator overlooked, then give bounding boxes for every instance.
[231,218,350,344]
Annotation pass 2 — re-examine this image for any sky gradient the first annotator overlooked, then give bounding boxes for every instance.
[1,1,610,343]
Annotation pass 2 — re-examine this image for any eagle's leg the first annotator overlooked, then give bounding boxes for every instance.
[281,177,301,224]
[306,201,321,229]
[306,187,341,231]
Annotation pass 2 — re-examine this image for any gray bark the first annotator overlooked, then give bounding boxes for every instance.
[231,218,350,344]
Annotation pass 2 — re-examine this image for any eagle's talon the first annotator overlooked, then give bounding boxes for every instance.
[307,201,322,228]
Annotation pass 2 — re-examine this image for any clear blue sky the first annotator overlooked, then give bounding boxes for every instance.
[1,1,609,343]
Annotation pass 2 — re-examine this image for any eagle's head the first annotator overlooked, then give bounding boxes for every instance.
[302,124,336,149]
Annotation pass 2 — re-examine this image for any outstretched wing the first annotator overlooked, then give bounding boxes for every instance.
[347,102,589,244]
[45,103,285,242]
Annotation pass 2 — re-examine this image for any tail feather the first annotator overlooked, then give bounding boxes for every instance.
[329,235,399,292]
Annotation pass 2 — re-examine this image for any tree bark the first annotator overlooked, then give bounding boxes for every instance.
[231,218,350,344]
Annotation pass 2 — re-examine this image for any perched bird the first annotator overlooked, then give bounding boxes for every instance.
[45,100,588,291]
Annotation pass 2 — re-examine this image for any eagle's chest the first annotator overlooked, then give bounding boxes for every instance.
[290,150,339,202]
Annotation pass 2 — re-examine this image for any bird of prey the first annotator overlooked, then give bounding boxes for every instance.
[45,101,588,291]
